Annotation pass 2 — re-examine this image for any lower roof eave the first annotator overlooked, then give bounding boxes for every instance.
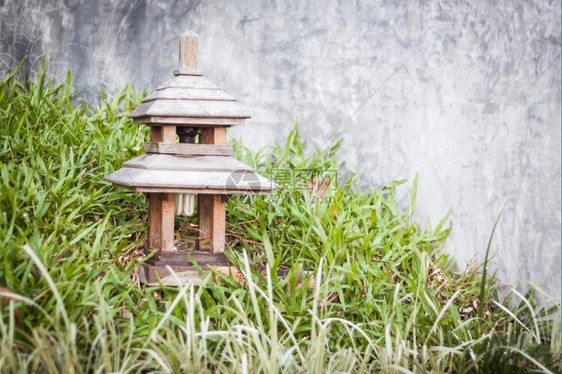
[110,183,276,195]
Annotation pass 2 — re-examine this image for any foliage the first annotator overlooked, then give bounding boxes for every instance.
[0,62,559,373]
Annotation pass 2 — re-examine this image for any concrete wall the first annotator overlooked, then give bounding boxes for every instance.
[1,0,560,298]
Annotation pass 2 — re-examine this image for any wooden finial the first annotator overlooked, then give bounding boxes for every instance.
[176,30,201,75]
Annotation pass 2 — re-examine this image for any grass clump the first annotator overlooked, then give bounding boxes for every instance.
[0,62,559,373]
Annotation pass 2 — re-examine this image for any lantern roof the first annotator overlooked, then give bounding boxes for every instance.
[105,30,278,195]
[105,154,275,194]
[128,31,250,127]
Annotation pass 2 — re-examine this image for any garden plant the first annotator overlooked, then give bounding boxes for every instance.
[0,61,560,373]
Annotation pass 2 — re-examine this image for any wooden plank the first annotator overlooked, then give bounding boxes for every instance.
[139,263,242,286]
[173,69,202,76]
[144,142,233,156]
[148,193,162,249]
[179,30,198,70]
[129,99,250,119]
[155,75,219,90]
[198,194,227,253]
[197,194,213,251]
[148,193,175,252]
[144,249,229,266]
[200,127,227,145]
[150,127,162,142]
[123,154,252,172]
[143,87,235,102]
[160,193,175,252]
[133,116,245,126]
[115,185,273,195]
[150,126,176,143]
[116,183,272,195]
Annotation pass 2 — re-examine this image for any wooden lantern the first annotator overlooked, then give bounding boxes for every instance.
[105,30,277,285]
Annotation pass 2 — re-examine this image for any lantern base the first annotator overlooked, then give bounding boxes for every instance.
[138,249,241,286]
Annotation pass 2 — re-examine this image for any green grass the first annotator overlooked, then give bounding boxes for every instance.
[0,61,559,373]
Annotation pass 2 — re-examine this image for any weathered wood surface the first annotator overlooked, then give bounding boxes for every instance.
[144,142,233,156]
[148,193,175,252]
[117,185,273,195]
[139,263,242,286]
[143,87,235,102]
[129,99,249,119]
[197,126,228,253]
[123,154,252,171]
[105,168,276,193]
[155,75,219,91]
[179,30,198,70]
[107,154,278,194]
[144,249,229,266]
[198,194,227,253]
[200,127,227,144]
[150,125,176,142]
[129,68,249,126]
[132,116,245,126]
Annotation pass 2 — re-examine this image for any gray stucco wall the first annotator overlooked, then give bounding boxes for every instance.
[1,0,560,298]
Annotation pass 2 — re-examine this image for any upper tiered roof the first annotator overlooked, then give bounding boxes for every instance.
[128,30,250,127]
